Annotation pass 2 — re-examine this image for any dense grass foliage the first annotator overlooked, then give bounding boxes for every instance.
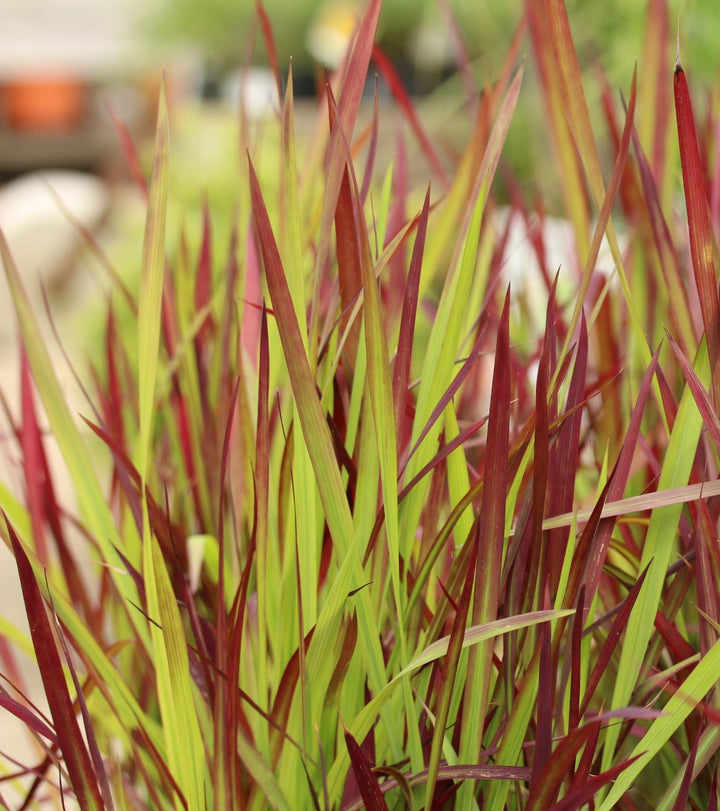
[2,0,720,808]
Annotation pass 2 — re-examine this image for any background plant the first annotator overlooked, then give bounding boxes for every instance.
[1,0,720,809]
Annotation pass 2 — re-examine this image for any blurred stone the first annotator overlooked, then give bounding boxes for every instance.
[0,170,109,339]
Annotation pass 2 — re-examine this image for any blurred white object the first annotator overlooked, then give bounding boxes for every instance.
[493,207,620,333]
[0,170,109,338]
[408,16,454,72]
[221,68,280,119]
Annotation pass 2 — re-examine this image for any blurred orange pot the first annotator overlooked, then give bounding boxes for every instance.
[3,75,87,132]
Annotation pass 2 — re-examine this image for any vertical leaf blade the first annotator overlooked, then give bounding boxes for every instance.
[144,532,206,810]
[137,81,170,483]
[674,58,720,406]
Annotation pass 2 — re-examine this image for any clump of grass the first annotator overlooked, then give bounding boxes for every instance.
[2,0,720,808]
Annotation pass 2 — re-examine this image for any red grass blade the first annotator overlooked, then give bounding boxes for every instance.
[335,166,364,365]
[572,347,660,615]
[547,754,642,811]
[690,498,720,655]
[212,371,242,807]
[106,102,148,198]
[0,691,56,745]
[19,349,49,566]
[255,0,283,104]
[248,156,354,548]
[709,769,719,811]
[568,587,585,732]
[19,349,93,618]
[225,557,255,796]
[521,287,557,615]
[674,55,720,406]
[393,186,430,458]
[653,609,696,664]
[269,628,314,766]
[569,716,599,789]
[631,127,696,354]
[672,724,701,811]
[7,518,104,810]
[195,197,213,346]
[530,604,553,787]
[315,0,382,278]
[325,614,358,709]
[344,727,389,811]
[48,590,116,810]
[666,328,720,449]
[579,564,650,717]
[437,0,478,106]
[526,722,601,811]
[547,315,588,592]
[359,80,380,204]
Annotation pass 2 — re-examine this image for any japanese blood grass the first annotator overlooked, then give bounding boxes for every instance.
[4,0,720,809]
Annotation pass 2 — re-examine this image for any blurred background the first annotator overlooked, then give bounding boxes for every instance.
[1,0,719,172]
[0,0,718,355]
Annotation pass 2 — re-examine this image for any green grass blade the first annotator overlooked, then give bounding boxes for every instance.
[601,340,709,774]
[137,81,170,483]
[248,156,354,561]
[144,531,206,810]
[457,292,511,803]
[598,635,720,810]
[248,156,394,774]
